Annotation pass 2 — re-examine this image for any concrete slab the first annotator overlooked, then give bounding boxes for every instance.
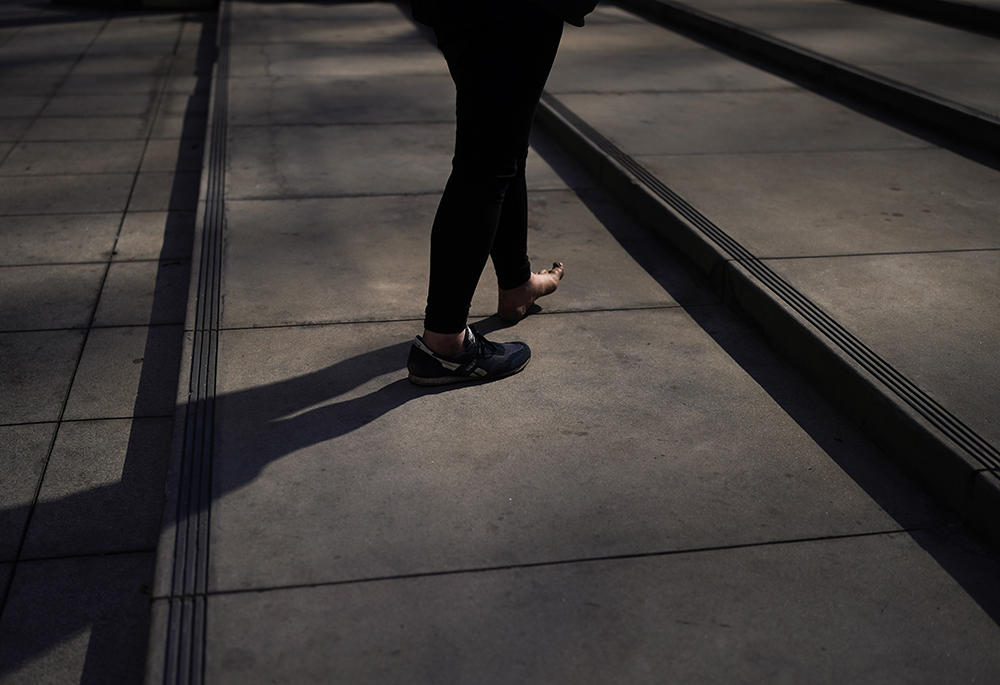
[138,138,204,173]
[0,264,104,331]
[87,19,181,53]
[22,116,153,141]
[225,122,453,199]
[203,532,1000,684]
[57,73,163,96]
[0,552,154,685]
[225,122,576,201]
[0,75,63,96]
[639,148,1000,257]
[114,211,195,262]
[871,61,1000,116]
[0,174,135,215]
[0,57,75,78]
[0,214,120,265]
[229,43,447,80]
[675,0,1000,117]
[163,71,207,97]
[0,330,85,424]
[230,12,424,45]
[70,53,173,77]
[0,423,55,562]
[228,75,455,127]
[63,325,182,420]
[0,119,31,143]
[206,310,942,592]
[149,113,208,140]
[92,260,190,327]
[220,189,692,328]
[40,93,158,119]
[550,6,793,94]
[166,47,207,80]
[0,95,46,118]
[8,18,105,50]
[544,1,1000,510]
[556,89,929,156]
[768,250,1000,446]
[128,171,201,211]
[21,418,171,558]
[230,0,425,30]
[0,140,147,176]
[158,91,209,118]
[710,1,1000,64]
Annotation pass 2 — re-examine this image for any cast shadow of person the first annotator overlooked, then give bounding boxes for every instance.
[0,313,519,681]
[197,315,516,501]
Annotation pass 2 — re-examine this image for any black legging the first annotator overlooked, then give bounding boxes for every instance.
[423,1,564,334]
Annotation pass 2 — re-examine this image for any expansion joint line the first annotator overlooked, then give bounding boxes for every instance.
[162,3,231,685]
[538,90,1000,477]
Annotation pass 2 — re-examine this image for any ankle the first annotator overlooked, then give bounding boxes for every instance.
[422,328,466,356]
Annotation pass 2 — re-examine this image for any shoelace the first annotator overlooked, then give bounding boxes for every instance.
[467,326,500,358]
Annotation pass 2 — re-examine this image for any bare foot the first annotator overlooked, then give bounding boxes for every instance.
[498,262,565,322]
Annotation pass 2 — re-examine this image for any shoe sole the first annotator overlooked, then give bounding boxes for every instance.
[407,357,530,386]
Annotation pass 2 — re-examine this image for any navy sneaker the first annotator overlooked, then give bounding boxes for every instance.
[407,325,531,386]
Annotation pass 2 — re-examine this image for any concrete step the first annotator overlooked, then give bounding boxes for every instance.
[614,0,1000,154]
[539,3,1000,545]
[851,0,1000,35]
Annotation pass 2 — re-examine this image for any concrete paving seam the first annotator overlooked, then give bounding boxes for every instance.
[534,90,1000,551]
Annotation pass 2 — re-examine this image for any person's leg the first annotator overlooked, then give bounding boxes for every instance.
[422,1,564,351]
[489,136,565,322]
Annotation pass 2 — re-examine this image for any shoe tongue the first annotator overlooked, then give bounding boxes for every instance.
[464,326,476,349]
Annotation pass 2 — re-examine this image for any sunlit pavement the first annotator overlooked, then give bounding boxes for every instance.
[2,1,999,683]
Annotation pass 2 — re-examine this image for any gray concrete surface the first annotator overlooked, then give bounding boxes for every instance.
[649,0,1000,117]
[144,1,1000,683]
[3,0,1000,683]
[549,4,1000,482]
[0,0,212,682]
